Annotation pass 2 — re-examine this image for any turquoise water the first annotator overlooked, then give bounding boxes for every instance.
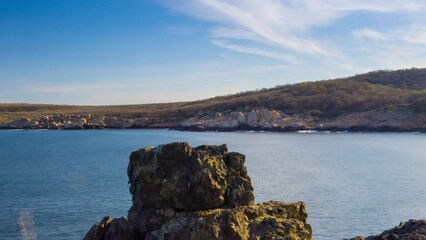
[1,129,426,239]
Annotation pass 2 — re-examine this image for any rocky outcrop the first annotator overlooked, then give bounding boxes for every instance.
[179,107,315,131]
[347,220,426,240]
[0,114,168,130]
[84,142,312,240]
[178,107,426,132]
[127,143,253,211]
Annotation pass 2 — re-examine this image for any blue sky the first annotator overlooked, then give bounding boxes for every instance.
[1,0,426,104]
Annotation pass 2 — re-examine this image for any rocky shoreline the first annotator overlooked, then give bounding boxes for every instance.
[348,219,426,239]
[0,114,174,130]
[1,107,425,132]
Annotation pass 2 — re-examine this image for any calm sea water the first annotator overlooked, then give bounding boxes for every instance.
[1,129,425,240]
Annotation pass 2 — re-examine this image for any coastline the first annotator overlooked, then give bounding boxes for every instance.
[1,106,425,132]
[1,125,425,133]
[1,122,426,133]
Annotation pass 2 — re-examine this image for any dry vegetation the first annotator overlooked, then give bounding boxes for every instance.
[1,68,426,123]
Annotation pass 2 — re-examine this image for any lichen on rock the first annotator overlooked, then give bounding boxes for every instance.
[127,142,253,211]
[84,142,312,240]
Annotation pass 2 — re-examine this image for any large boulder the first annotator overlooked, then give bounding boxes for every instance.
[85,142,312,240]
[128,142,254,211]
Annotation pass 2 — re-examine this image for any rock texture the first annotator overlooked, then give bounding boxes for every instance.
[347,220,426,240]
[179,108,315,131]
[178,107,426,132]
[84,142,312,240]
[127,143,253,211]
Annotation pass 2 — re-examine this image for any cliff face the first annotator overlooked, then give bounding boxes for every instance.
[84,142,312,240]
[178,107,426,132]
[179,108,316,131]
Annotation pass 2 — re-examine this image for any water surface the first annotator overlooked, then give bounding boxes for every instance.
[0,129,425,239]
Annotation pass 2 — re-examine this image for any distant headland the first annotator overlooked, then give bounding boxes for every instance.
[1,68,426,132]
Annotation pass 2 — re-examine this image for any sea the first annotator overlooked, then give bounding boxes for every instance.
[1,129,425,240]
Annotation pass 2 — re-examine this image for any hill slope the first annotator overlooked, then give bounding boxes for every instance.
[1,68,426,131]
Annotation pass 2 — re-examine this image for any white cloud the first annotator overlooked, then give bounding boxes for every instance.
[398,26,426,44]
[158,0,426,78]
[352,28,391,41]
[353,26,426,44]
[162,0,424,56]
[211,40,298,63]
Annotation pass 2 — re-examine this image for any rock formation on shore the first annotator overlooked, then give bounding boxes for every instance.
[179,108,315,131]
[348,220,426,240]
[84,142,312,240]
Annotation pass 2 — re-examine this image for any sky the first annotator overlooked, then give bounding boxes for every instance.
[1,0,426,105]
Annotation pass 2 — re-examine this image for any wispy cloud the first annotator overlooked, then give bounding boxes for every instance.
[161,0,426,71]
[353,28,391,41]
[397,26,426,44]
[353,26,426,44]
[211,40,298,63]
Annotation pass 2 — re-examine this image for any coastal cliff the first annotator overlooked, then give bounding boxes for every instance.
[84,142,312,240]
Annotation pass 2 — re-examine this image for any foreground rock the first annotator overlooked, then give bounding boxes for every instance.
[348,220,426,240]
[84,142,312,240]
[128,143,253,211]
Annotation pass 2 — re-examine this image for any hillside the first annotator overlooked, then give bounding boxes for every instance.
[1,68,426,131]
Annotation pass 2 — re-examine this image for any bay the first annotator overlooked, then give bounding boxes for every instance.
[0,129,425,239]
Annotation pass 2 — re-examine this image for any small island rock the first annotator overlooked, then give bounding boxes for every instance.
[84,142,312,240]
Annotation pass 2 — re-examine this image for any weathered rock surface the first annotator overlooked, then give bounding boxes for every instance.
[132,201,311,240]
[347,220,426,240]
[84,142,312,240]
[84,217,139,240]
[128,142,253,211]
[178,107,426,132]
[179,107,315,131]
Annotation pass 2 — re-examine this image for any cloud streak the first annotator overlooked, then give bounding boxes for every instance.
[162,0,426,71]
[211,40,298,63]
